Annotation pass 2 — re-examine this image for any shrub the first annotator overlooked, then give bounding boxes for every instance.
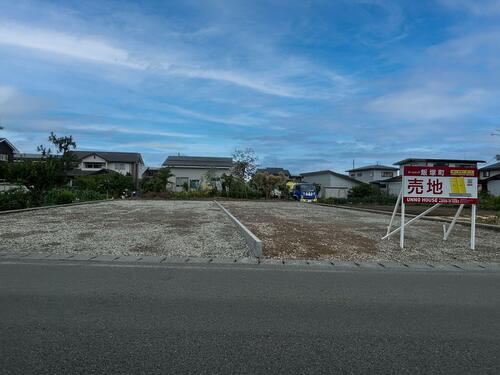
[74,172,133,198]
[74,189,105,202]
[348,183,374,198]
[479,193,500,211]
[0,189,32,211]
[44,188,75,205]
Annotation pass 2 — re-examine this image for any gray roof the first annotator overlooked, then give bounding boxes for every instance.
[162,155,233,168]
[0,138,19,152]
[70,151,144,164]
[256,167,291,176]
[300,170,362,184]
[479,161,500,171]
[394,158,485,165]
[371,175,402,184]
[347,164,398,172]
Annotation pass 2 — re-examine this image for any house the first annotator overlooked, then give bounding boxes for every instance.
[0,138,19,163]
[479,161,500,196]
[69,151,145,189]
[255,167,291,179]
[300,170,362,199]
[162,155,233,192]
[346,164,399,183]
[371,175,402,196]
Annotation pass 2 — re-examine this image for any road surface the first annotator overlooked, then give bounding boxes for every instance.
[1,259,499,374]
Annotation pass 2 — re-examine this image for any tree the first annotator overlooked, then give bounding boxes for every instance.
[251,172,287,199]
[6,132,77,204]
[140,167,173,193]
[232,148,258,181]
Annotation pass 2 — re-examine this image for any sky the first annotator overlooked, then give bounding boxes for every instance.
[1,0,500,174]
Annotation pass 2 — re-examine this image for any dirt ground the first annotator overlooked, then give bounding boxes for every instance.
[0,200,248,258]
[336,203,500,225]
[221,200,500,263]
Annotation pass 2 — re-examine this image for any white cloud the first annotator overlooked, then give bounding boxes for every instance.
[0,23,138,68]
[0,22,343,99]
[369,89,489,120]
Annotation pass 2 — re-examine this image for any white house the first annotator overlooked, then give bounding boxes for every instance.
[162,155,233,192]
[300,170,362,199]
[479,161,500,196]
[346,164,399,183]
[70,151,145,189]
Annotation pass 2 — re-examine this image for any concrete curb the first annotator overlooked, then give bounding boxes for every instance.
[1,252,499,272]
[0,199,113,215]
[213,200,263,258]
[314,203,500,232]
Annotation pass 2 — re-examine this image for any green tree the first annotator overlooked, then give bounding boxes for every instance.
[141,167,173,193]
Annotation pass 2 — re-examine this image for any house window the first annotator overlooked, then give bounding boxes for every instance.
[382,172,394,178]
[0,154,8,162]
[483,171,491,178]
[357,172,362,177]
[175,177,188,188]
[190,179,200,190]
[84,162,105,169]
[350,173,356,178]
[115,163,125,170]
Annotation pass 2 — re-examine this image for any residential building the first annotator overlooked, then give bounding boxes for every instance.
[479,161,500,196]
[162,155,233,192]
[0,138,18,163]
[346,164,399,183]
[255,167,291,178]
[70,151,145,189]
[300,170,362,199]
[371,175,402,196]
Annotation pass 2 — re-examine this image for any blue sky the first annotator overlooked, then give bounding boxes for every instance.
[1,0,500,173]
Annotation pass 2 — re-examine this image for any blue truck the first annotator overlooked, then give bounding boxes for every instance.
[290,182,318,203]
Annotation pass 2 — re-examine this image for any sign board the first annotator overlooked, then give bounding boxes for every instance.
[402,166,478,204]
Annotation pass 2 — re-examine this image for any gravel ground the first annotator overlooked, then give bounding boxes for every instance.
[0,200,249,258]
[221,200,500,263]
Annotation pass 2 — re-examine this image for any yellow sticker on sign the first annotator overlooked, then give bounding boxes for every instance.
[450,177,466,194]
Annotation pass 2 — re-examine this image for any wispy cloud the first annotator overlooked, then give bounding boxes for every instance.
[0,21,345,99]
[66,124,204,139]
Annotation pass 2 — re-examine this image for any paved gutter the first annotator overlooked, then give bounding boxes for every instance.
[1,252,499,273]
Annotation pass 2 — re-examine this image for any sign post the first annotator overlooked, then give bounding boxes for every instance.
[383,164,479,250]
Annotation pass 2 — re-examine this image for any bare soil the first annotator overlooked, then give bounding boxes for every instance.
[337,203,500,225]
[221,200,500,263]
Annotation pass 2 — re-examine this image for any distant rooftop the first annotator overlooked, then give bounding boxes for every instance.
[479,161,500,171]
[70,151,144,164]
[162,155,233,169]
[394,158,485,165]
[0,138,19,153]
[300,169,361,183]
[346,164,398,172]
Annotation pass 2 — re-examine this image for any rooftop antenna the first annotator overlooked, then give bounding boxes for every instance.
[352,159,355,169]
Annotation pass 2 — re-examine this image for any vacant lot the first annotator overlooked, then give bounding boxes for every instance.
[0,200,248,258]
[222,201,500,263]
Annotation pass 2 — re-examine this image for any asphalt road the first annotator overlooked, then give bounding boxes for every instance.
[1,260,499,374]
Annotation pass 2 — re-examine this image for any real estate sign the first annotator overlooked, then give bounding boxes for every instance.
[402,166,478,204]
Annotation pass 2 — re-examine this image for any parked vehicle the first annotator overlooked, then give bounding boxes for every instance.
[289,182,318,202]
